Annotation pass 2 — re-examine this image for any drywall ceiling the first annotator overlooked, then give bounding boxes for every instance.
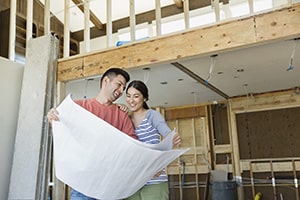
[124,38,300,107]
[67,38,300,108]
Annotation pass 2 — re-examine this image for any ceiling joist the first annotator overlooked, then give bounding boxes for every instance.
[171,62,229,99]
[72,0,103,30]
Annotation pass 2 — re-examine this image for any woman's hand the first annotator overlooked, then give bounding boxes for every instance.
[153,170,163,178]
[173,132,182,147]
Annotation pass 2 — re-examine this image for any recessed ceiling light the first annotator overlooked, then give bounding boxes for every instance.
[177,78,183,81]
[160,81,168,85]
[217,71,224,75]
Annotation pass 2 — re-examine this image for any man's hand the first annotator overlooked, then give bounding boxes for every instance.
[116,103,129,113]
[47,108,60,124]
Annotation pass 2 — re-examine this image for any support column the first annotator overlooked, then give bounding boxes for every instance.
[26,0,33,43]
[64,0,70,58]
[44,0,50,35]
[9,0,16,61]
[106,0,112,47]
[84,0,90,53]
[129,0,136,41]
[228,101,244,200]
[155,0,162,36]
[8,34,59,200]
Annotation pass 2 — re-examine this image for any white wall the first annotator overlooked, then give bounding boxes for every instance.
[0,57,24,200]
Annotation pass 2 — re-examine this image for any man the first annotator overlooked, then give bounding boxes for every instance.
[47,68,137,200]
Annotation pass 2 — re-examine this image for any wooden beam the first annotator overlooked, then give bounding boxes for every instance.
[58,4,300,82]
[72,0,103,30]
[231,89,300,113]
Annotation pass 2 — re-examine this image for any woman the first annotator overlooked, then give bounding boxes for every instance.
[125,80,181,200]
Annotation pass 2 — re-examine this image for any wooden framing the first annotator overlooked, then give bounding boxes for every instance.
[52,3,300,200]
[57,3,300,82]
[229,89,300,199]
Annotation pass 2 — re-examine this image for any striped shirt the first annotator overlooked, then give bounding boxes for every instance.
[134,109,171,185]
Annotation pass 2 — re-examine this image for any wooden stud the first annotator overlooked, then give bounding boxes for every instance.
[192,118,200,200]
[26,0,33,43]
[155,0,162,36]
[64,0,70,58]
[213,0,220,22]
[292,160,299,200]
[44,0,50,35]
[129,0,136,42]
[249,162,255,199]
[57,3,300,81]
[9,0,16,61]
[83,0,90,53]
[270,161,277,198]
[183,0,190,29]
[106,0,112,47]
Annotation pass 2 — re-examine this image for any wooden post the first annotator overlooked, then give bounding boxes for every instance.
[84,0,90,53]
[213,0,220,22]
[270,161,277,199]
[9,0,16,61]
[26,0,33,43]
[64,0,70,58]
[248,0,254,14]
[106,0,113,47]
[183,0,190,29]
[52,81,66,200]
[155,0,162,36]
[192,118,200,200]
[228,101,244,200]
[249,162,255,199]
[292,160,300,200]
[129,0,136,41]
[44,0,50,35]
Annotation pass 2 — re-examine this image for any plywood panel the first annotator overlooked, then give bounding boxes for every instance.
[237,107,300,160]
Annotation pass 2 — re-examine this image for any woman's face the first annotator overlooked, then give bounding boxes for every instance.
[126,87,144,112]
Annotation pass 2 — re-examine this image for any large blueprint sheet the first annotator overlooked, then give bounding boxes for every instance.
[52,95,189,199]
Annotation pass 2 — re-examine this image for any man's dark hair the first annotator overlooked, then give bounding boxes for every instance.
[100,68,130,88]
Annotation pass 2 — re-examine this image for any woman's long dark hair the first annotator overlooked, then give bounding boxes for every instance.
[126,80,149,109]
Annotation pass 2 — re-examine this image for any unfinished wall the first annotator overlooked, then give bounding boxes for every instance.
[0,57,24,200]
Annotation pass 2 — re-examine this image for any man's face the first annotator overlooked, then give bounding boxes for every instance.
[105,74,127,102]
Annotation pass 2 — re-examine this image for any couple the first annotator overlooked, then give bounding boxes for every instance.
[47,68,181,200]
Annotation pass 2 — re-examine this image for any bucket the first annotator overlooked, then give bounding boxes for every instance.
[210,180,237,200]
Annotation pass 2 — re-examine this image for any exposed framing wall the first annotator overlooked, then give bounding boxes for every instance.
[53,3,300,200]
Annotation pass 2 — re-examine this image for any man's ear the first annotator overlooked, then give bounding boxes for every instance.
[102,76,110,87]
